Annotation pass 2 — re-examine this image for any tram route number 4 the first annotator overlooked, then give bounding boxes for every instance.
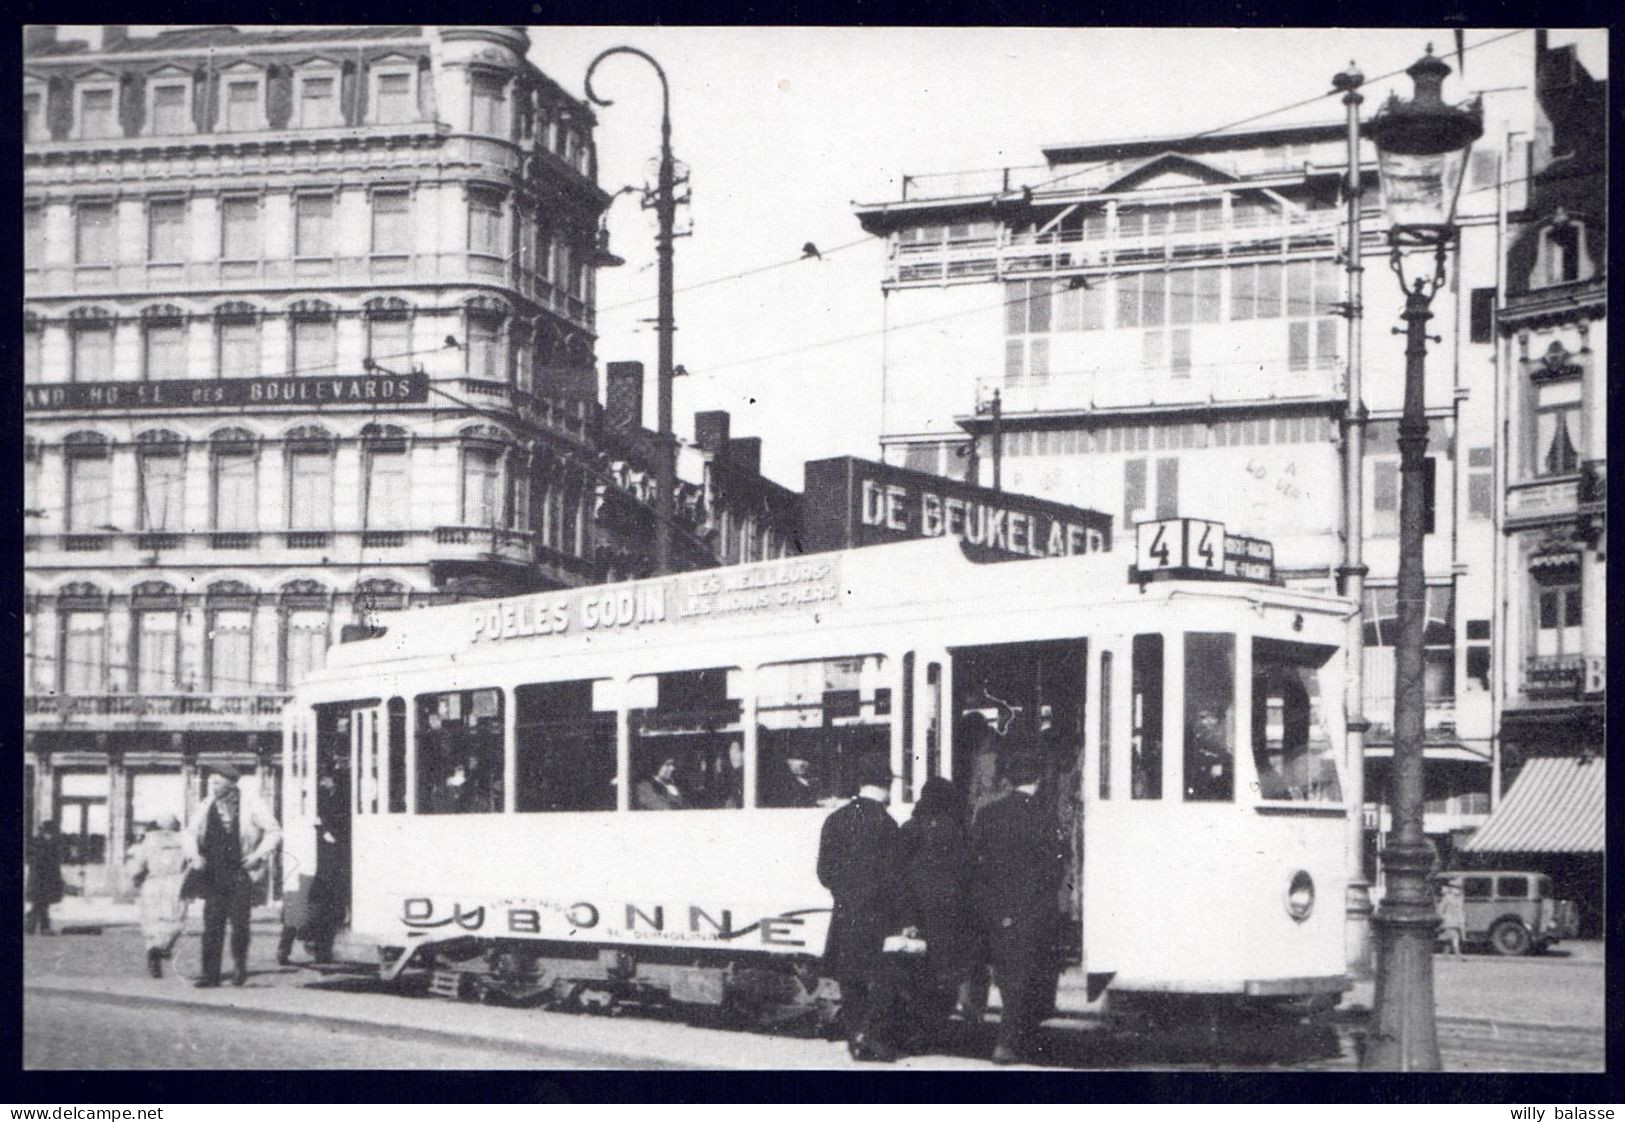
[1134,518,1275,583]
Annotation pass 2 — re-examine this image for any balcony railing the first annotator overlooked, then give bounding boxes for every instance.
[887,209,1353,287]
[24,692,291,728]
[27,526,544,567]
[1525,654,1586,699]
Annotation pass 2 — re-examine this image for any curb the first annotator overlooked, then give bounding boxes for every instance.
[1331,1006,1603,1037]
[26,981,703,1071]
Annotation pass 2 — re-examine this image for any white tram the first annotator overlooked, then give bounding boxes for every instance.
[283,536,1354,1020]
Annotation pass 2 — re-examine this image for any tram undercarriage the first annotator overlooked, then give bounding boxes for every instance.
[381,937,844,1031]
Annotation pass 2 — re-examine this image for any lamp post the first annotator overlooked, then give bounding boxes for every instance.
[1362,44,1481,1072]
[1332,60,1374,980]
[586,47,677,576]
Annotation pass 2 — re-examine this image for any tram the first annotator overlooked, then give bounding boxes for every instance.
[282,530,1354,1023]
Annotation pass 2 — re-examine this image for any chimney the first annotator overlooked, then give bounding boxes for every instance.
[24,26,58,51]
[726,437,762,477]
[694,410,731,456]
[605,361,644,431]
[102,25,129,48]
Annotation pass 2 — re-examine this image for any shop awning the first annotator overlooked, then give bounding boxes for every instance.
[1461,755,1605,853]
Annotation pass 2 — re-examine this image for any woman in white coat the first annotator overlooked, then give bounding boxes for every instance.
[125,815,190,978]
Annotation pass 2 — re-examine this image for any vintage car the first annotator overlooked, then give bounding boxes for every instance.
[1434,870,1580,956]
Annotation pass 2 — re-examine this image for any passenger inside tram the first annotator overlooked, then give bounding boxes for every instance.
[634,757,688,811]
[1183,633,1236,801]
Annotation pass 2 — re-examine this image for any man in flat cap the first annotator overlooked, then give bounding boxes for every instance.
[185,762,282,987]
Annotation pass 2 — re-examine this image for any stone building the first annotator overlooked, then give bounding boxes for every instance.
[22,23,618,897]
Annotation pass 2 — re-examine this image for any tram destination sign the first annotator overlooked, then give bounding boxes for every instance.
[23,372,429,412]
[801,455,1112,561]
[1133,517,1275,584]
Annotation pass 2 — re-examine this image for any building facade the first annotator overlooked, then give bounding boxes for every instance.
[1474,33,1606,931]
[22,23,622,897]
[852,41,1540,864]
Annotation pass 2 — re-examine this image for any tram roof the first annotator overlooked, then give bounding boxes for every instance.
[317,538,1352,680]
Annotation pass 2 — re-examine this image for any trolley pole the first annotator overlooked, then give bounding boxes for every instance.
[586,47,677,576]
[1332,62,1374,980]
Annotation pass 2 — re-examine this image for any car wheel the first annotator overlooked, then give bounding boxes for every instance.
[1491,919,1532,957]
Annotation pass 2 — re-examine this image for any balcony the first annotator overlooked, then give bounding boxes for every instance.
[885,209,1352,288]
[24,692,290,732]
[27,527,541,569]
[1524,654,1586,700]
[982,361,1342,418]
[1505,475,1580,529]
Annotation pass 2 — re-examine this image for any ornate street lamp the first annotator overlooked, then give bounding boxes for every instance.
[586,47,678,576]
[1362,44,1481,1072]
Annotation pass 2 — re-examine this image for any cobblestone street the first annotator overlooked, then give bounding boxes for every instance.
[23,919,1605,1072]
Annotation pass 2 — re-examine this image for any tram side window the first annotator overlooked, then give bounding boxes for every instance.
[387,698,406,814]
[1251,639,1342,803]
[1130,635,1162,799]
[758,654,891,809]
[515,679,617,812]
[630,667,744,810]
[415,688,505,814]
[1184,633,1235,802]
[1098,652,1113,799]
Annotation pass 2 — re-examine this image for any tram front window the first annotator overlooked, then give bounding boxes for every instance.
[415,688,505,814]
[1251,639,1341,803]
[757,654,890,808]
[630,667,744,810]
[1183,633,1235,802]
[1131,635,1163,799]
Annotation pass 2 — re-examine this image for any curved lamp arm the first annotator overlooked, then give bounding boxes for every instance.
[584,46,670,145]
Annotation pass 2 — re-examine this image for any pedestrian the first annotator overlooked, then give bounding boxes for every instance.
[184,763,282,988]
[963,712,1009,821]
[279,773,348,965]
[816,753,903,1062]
[971,750,1068,1065]
[25,821,66,936]
[1437,881,1467,960]
[125,815,190,978]
[895,776,979,1047]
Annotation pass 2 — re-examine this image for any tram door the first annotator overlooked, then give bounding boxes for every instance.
[311,702,362,934]
[948,640,1088,964]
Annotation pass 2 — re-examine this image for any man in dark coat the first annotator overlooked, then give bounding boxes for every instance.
[816,753,901,1062]
[25,821,66,935]
[971,750,1067,1064]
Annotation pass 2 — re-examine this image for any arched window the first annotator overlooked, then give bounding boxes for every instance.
[463,296,508,382]
[468,69,510,135]
[459,426,511,529]
[1533,211,1595,288]
[59,582,109,696]
[280,580,332,690]
[289,298,337,376]
[135,429,187,533]
[286,425,336,533]
[67,307,114,383]
[364,297,413,364]
[141,304,189,380]
[210,428,259,534]
[132,580,181,695]
[63,431,113,533]
[215,301,262,379]
[361,425,411,530]
[205,581,257,693]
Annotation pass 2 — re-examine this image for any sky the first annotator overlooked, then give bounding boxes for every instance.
[523,26,1605,488]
